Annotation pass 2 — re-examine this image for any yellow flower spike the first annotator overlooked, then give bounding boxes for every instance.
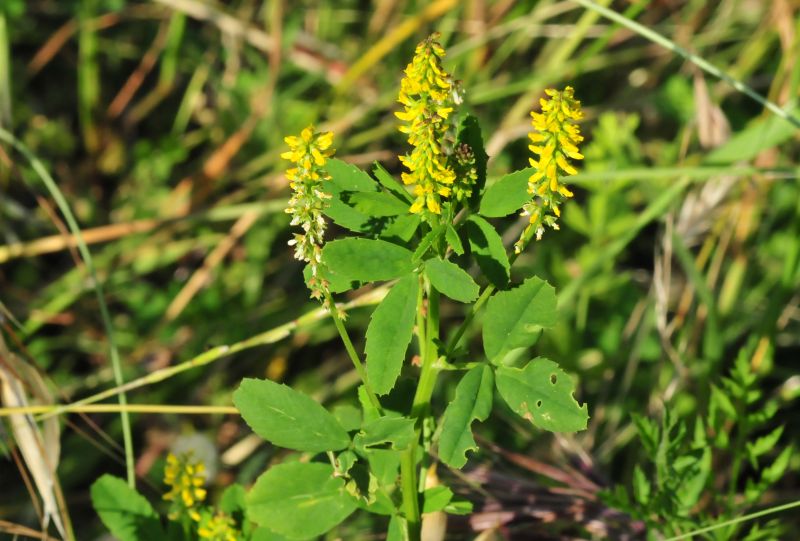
[197,512,240,541]
[515,86,584,253]
[396,33,459,216]
[282,125,336,301]
[163,452,208,522]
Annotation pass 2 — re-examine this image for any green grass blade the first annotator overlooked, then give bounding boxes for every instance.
[0,126,136,487]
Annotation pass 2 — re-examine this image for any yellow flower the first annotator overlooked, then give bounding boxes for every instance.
[396,34,458,215]
[163,452,207,521]
[515,86,584,252]
[282,125,336,300]
[197,512,240,541]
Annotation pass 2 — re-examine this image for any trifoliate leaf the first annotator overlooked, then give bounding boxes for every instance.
[495,358,588,432]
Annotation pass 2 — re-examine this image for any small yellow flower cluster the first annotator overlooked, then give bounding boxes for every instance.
[516,86,584,252]
[396,34,458,215]
[163,452,207,521]
[282,126,336,298]
[198,512,240,541]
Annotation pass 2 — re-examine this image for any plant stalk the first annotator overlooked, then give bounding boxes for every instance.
[401,279,441,540]
[324,291,383,414]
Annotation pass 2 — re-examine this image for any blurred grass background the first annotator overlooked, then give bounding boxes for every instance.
[1,0,799,538]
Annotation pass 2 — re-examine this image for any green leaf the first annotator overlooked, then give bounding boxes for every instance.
[366,273,419,395]
[365,448,401,487]
[247,462,357,539]
[465,215,510,288]
[760,446,793,485]
[373,162,413,203]
[747,426,784,466]
[413,225,445,262]
[251,527,292,541]
[327,158,379,192]
[233,378,350,452]
[482,276,556,361]
[444,500,473,515]
[358,385,382,424]
[710,384,737,420]
[438,365,494,468]
[381,213,421,243]
[632,466,650,505]
[445,224,464,255]
[332,404,362,432]
[91,475,164,541]
[479,168,530,217]
[350,191,410,216]
[354,416,416,452]
[422,486,453,514]
[323,238,414,284]
[303,262,356,294]
[323,159,381,233]
[387,515,406,541]
[425,258,479,303]
[495,358,589,432]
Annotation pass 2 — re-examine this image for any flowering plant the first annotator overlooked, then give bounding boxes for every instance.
[231,34,590,540]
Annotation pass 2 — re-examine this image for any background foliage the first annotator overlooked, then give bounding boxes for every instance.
[1,0,798,539]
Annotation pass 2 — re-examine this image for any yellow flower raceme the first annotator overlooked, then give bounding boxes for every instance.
[198,512,240,541]
[396,34,458,215]
[516,86,584,252]
[163,452,207,521]
[282,126,335,299]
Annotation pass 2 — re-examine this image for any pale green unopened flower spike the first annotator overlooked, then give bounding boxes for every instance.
[282,125,336,300]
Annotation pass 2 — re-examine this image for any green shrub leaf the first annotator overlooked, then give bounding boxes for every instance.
[247,462,357,539]
[482,276,556,361]
[323,238,414,284]
[354,416,416,452]
[438,364,494,468]
[366,273,418,395]
[465,215,510,288]
[422,485,453,514]
[425,258,479,303]
[233,378,350,452]
[372,162,413,203]
[327,158,379,192]
[413,225,445,262]
[350,191,410,216]
[91,475,164,541]
[495,358,588,432]
[445,224,464,255]
[478,168,531,217]
[323,159,379,233]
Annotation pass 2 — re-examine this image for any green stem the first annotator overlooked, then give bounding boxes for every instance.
[664,499,800,541]
[399,447,420,541]
[412,286,440,418]
[445,284,494,358]
[401,280,441,540]
[323,291,383,414]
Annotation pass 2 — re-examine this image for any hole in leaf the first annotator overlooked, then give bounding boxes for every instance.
[536,400,542,408]
[550,374,557,385]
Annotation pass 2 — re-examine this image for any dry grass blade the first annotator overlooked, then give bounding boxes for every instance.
[0,335,66,538]
[0,519,54,540]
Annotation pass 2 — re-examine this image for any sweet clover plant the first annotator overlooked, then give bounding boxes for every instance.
[90,34,590,541]
[233,34,589,540]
